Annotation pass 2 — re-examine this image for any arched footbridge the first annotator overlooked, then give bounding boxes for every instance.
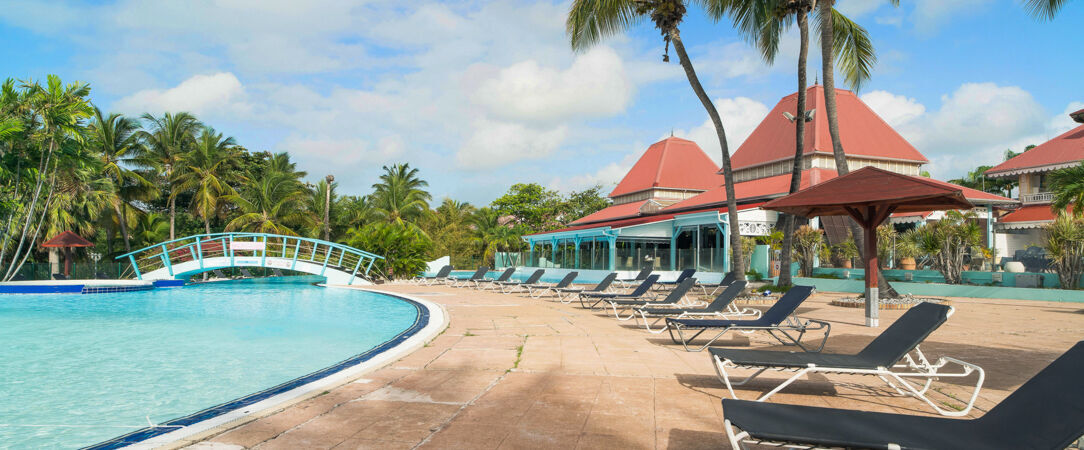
[116,232,384,285]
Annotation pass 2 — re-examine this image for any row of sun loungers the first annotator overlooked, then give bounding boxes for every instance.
[414,264,1084,448]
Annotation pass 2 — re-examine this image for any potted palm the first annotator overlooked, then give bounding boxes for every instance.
[896,234,921,271]
[833,240,858,269]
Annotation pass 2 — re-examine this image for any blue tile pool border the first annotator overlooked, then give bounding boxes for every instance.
[84,290,431,450]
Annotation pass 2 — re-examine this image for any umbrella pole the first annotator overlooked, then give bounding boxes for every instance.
[864,223,879,327]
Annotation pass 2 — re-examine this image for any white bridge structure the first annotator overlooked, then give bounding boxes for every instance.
[116,232,384,285]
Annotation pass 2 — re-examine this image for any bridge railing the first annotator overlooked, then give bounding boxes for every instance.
[115,232,384,285]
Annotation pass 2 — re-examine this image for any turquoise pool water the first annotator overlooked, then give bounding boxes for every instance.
[0,277,419,448]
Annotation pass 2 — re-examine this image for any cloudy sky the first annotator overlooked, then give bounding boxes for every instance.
[1,0,1080,203]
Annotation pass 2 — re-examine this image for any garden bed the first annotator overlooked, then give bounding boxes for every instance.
[829,295,950,310]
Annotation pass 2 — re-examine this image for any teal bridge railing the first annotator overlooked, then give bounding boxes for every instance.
[115,232,384,285]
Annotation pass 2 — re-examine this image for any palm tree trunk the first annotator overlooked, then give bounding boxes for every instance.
[669,30,746,280]
[778,8,812,288]
[819,0,899,298]
[169,195,176,240]
[204,216,211,235]
[115,202,131,252]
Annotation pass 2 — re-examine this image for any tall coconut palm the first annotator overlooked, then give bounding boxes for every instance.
[370,163,431,225]
[1023,0,1072,19]
[224,171,307,235]
[305,178,339,240]
[568,0,746,279]
[173,127,241,234]
[136,111,201,240]
[817,0,899,296]
[88,107,154,252]
[1050,162,1084,214]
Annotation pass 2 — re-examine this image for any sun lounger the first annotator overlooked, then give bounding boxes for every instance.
[607,277,698,320]
[472,267,515,289]
[213,269,228,279]
[722,340,1084,450]
[665,285,827,352]
[579,275,660,309]
[634,281,755,333]
[52,273,68,280]
[554,272,617,303]
[450,266,489,287]
[615,267,652,289]
[525,272,578,298]
[655,268,696,290]
[272,268,285,277]
[239,268,255,278]
[711,302,984,416]
[497,269,545,294]
[414,265,452,285]
[698,271,738,297]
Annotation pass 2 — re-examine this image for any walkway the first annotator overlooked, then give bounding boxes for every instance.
[188,285,1083,449]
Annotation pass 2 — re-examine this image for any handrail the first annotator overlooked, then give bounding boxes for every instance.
[115,232,383,261]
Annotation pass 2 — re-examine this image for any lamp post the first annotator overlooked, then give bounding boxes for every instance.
[89,252,102,279]
[324,174,334,241]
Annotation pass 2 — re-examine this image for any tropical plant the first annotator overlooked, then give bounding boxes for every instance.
[876,224,897,268]
[172,127,241,234]
[1042,213,1084,290]
[901,211,982,284]
[740,236,757,270]
[88,107,156,252]
[1022,0,1072,19]
[305,178,340,240]
[136,111,202,240]
[347,222,432,279]
[950,165,1017,198]
[1049,161,1084,214]
[370,163,431,226]
[792,225,823,277]
[224,171,307,235]
[471,207,524,266]
[568,0,745,279]
[131,212,170,250]
[831,238,858,267]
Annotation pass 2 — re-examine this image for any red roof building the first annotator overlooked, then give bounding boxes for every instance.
[730,86,927,183]
[985,124,1084,178]
[609,137,724,202]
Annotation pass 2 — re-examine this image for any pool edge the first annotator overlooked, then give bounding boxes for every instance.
[89,287,448,450]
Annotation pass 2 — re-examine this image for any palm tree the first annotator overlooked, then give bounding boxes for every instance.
[173,127,241,234]
[568,0,746,279]
[305,178,339,240]
[136,111,201,240]
[131,212,170,250]
[370,163,431,225]
[471,207,523,265]
[88,107,154,252]
[267,152,307,179]
[1050,162,1084,214]
[224,171,307,235]
[1023,0,1072,19]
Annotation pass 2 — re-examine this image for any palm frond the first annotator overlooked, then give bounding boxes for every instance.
[1022,0,1068,20]
[566,0,642,52]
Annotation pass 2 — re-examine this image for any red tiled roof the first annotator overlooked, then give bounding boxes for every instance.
[41,231,94,248]
[730,86,928,171]
[1000,204,1068,223]
[610,137,724,197]
[913,177,1017,204]
[985,124,1084,177]
[663,168,839,212]
[570,200,649,225]
[529,202,766,236]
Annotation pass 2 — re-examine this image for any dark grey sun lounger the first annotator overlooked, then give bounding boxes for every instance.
[497,269,545,294]
[526,271,578,298]
[213,269,228,279]
[579,274,660,309]
[416,265,452,285]
[711,302,984,416]
[472,267,515,289]
[655,268,696,289]
[239,268,255,278]
[451,266,489,287]
[272,268,285,277]
[723,340,1084,450]
[607,277,698,320]
[616,267,652,289]
[554,272,618,303]
[635,280,753,333]
[666,285,827,352]
[699,271,738,297]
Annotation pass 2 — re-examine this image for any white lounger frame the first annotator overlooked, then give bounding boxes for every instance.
[712,305,986,417]
[634,303,762,334]
[668,315,831,353]
[724,420,833,450]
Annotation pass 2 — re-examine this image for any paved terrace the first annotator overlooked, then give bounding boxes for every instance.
[189,284,1083,449]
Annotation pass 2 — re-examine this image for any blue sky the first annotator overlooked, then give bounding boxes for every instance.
[1,0,1080,204]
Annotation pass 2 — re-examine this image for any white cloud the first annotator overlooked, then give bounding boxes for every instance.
[912,0,992,34]
[280,134,406,166]
[456,119,568,170]
[864,83,1074,179]
[861,90,926,128]
[673,97,772,158]
[114,72,247,116]
[836,0,889,18]
[473,47,634,124]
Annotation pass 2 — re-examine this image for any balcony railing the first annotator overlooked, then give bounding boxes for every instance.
[1021,192,1054,204]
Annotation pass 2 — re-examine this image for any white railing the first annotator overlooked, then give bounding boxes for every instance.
[1021,192,1054,204]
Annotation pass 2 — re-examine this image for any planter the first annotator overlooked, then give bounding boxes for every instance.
[830,296,950,310]
[900,257,916,271]
[840,260,852,269]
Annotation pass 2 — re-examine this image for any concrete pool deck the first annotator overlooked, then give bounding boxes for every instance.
[188,284,1084,449]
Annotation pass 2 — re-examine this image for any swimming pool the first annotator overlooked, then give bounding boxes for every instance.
[0,277,422,448]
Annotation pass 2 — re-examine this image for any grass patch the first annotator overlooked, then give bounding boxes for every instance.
[463,330,476,337]
[754,283,794,293]
[509,336,527,373]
